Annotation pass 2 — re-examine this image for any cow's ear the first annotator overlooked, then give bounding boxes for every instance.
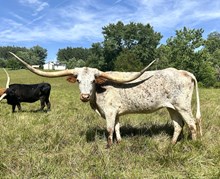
[95,77,107,84]
[66,76,77,83]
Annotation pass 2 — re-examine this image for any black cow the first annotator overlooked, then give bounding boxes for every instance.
[3,83,51,112]
[0,69,51,112]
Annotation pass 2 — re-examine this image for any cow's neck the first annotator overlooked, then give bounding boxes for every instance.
[89,85,97,110]
[89,85,106,118]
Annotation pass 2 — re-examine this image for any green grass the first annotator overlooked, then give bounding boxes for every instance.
[0,69,220,178]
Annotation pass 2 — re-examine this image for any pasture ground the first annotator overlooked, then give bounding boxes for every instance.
[0,69,220,178]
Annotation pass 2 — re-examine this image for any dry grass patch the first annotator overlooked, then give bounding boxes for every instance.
[0,69,220,178]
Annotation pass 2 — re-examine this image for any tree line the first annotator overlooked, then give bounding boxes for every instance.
[0,45,47,70]
[0,21,220,87]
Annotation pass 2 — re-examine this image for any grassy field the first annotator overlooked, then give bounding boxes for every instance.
[0,69,220,178]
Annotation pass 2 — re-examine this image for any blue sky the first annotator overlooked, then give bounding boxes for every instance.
[1,0,220,62]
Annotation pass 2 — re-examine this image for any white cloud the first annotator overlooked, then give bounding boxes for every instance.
[35,2,49,13]
[8,12,29,24]
[115,0,220,34]
[1,0,220,45]
[19,0,49,15]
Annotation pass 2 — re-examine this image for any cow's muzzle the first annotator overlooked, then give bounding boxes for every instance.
[80,94,90,102]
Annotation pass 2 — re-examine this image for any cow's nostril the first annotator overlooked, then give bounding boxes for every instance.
[80,94,90,102]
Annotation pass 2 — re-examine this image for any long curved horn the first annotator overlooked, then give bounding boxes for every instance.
[0,68,10,101]
[3,68,10,88]
[9,52,75,77]
[9,51,155,82]
[99,60,156,83]
[0,93,7,101]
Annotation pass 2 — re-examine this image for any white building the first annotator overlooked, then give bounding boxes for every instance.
[31,65,40,69]
[43,62,66,70]
[43,62,54,70]
[54,63,66,70]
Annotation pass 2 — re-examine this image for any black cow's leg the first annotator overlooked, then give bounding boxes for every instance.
[17,103,21,111]
[12,105,16,112]
[40,99,45,110]
[45,98,51,110]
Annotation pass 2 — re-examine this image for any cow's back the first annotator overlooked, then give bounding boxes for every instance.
[95,68,195,115]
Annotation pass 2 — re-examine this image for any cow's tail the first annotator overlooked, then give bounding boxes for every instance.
[191,73,202,137]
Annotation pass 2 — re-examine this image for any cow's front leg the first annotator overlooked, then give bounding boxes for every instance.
[115,116,121,143]
[106,112,117,148]
[12,105,16,112]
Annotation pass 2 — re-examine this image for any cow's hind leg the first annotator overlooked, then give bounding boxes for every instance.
[115,116,121,143]
[178,109,197,141]
[17,103,21,111]
[167,108,184,144]
[45,97,51,110]
[40,98,46,110]
[196,116,202,138]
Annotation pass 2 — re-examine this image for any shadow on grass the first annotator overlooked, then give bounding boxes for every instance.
[86,122,175,143]
[12,109,50,113]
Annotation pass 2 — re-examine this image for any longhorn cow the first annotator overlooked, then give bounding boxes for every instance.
[0,68,51,112]
[9,52,202,147]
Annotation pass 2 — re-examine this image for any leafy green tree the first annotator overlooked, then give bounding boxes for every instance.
[6,59,21,70]
[114,50,143,71]
[66,57,86,68]
[57,47,72,62]
[1,45,47,69]
[165,27,205,72]
[86,53,106,69]
[197,61,217,87]
[212,49,220,81]
[30,45,47,66]
[215,65,220,81]
[204,32,220,81]
[205,31,220,54]
[0,46,27,60]
[212,49,220,67]
[0,58,6,68]
[102,21,162,70]
[157,27,217,86]
[18,51,34,64]
[86,43,106,69]
[57,47,90,63]
[155,45,172,69]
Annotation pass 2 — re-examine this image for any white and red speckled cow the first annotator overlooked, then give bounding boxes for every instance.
[10,52,202,148]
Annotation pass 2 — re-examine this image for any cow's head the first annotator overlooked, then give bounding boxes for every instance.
[0,68,10,101]
[66,67,101,102]
[9,52,155,102]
